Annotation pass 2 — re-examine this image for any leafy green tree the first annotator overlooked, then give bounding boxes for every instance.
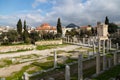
[23,20,30,43]
[30,31,40,41]
[56,18,62,37]
[17,19,22,36]
[7,30,19,42]
[105,16,109,25]
[1,30,18,45]
[108,23,118,34]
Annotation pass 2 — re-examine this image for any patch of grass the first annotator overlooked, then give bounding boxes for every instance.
[0,59,12,68]
[27,66,42,74]
[94,65,120,80]
[65,58,77,63]
[46,56,54,60]
[31,61,54,70]
[36,44,69,50]
[6,65,30,80]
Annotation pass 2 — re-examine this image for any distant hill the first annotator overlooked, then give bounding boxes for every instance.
[66,23,79,28]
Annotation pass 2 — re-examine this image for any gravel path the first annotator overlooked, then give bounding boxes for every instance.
[0,45,80,77]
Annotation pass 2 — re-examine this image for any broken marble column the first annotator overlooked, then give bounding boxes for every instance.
[87,51,90,59]
[98,39,101,52]
[102,40,107,70]
[109,39,111,50]
[113,43,119,66]
[54,50,57,68]
[116,43,119,50]
[78,54,83,80]
[68,36,69,43]
[93,41,96,55]
[96,52,100,75]
[23,72,29,80]
[106,40,109,53]
[87,38,90,46]
[83,38,85,45]
[96,39,101,76]
[65,65,70,80]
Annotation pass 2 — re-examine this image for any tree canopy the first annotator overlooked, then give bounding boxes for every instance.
[108,23,118,34]
[105,16,109,25]
[56,18,62,37]
[17,19,22,36]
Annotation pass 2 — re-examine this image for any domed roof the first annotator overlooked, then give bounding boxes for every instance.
[66,23,79,28]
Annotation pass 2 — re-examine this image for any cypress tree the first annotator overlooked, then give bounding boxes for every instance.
[17,19,22,36]
[57,18,62,37]
[105,16,109,25]
[23,20,30,43]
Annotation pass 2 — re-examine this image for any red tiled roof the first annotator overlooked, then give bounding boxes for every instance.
[80,26,89,28]
[36,23,56,30]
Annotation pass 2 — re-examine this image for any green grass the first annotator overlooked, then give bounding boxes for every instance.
[65,58,77,63]
[31,61,54,70]
[0,59,12,68]
[94,64,120,80]
[46,56,54,60]
[6,66,30,80]
[36,44,69,50]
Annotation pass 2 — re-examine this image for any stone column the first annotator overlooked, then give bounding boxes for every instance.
[68,36,69,43]
[96,52,100,75]
[116,43,119,50]
[65,65,70,80]
[83,38,85,44]
[98,39,101,52]
[23,72,29,80]
[109,39,111,50]
[93,41,96,55]
[107,40,109,53]
[113,43,119,66]
[78,54,83,80]
[102,40,107,70]
[54,50,57,68]
[87,51,90,59]
[87,38,90,46]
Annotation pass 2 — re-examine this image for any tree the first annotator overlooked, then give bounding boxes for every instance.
[108,23,118,34]
[56,18,62,37]
[7,30,18,42]
[17,19,22,36]
[105,16,109,25]
[30,31,40,41]
[23,20,30,43]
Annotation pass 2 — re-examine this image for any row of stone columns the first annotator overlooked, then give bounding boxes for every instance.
[96,38,119,76]
[65,54,83,80]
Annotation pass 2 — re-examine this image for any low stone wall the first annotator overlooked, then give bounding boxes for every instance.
[35,39,63,45]
[0,45,35,53]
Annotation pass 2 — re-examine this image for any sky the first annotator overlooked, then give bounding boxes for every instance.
[0,0,120,27]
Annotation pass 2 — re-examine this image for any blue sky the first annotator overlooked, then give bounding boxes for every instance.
[0,0,120,27]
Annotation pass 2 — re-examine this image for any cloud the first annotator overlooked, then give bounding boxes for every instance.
[1,0,120,27]
[32,0,47,8]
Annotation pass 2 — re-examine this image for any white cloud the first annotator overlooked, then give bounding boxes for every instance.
[1,0,120,27]
[32,0,47,8]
